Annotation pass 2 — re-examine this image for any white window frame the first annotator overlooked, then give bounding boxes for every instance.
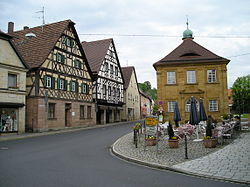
[208,69,216,83]
[167,72,176,84]
[8,73,17,88]
[59,79,64,90]
[46,76,52,88]
[187,70,196,84]
[209,100,218,112]
[168,101,176,112]
[71,81,76,92]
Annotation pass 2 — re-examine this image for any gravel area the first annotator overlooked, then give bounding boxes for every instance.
[113,132,232,168]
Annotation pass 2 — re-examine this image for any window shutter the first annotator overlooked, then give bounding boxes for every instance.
[76,82,79,93]
[86,84,90,94]
[51,77,55,89]
[61,55,65,64]
[44,75,47,87]
[64,80,68,91]
[70,39,74,47]
[57,78,60,89]
[81,83,84,93]
[70,81,72,91]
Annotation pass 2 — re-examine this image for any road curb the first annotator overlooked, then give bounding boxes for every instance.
[111,135,250,186]
[0,120,140,142]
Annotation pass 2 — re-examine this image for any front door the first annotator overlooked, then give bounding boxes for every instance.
[65,103,71,127]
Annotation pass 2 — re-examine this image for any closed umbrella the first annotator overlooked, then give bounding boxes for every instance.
[173,102,181,128]
[189,96,199,125]
[189,96,202,142]
[199,99,207,121]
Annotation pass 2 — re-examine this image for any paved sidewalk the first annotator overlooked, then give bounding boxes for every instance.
[112,132,250,185]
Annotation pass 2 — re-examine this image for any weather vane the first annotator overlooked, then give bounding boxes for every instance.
[186,15,189,29]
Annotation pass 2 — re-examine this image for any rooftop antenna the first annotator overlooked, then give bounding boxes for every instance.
[35,6,45,31]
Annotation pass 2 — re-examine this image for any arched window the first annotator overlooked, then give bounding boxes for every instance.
[185,98,199,112]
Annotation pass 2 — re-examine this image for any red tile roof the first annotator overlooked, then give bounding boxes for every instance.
[81,38,113,73]
[153,39,229,69]
[11,20,73,69]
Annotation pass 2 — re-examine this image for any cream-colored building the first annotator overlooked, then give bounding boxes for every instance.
[153,25,230,122]
[0,31,28,134]
[121,66,140,121]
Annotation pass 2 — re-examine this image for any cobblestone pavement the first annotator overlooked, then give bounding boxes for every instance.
[112,131,250,185]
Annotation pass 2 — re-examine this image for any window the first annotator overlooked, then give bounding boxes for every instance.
[44,76,55,88]
[70,81,78,92]
[110,64,114,74]
[167,72,176,84]
[108,86,111,96]
[117,88,120,97]
[113,87,116,98]
[58,78,64,90]
[168,101,176,112]
[104,62,108,72]
[56,53,65,63]
[64,37,74,47]
[208,70,216,83]
[48,103,55,119]
[185,99,199,112]
[209,100,218,111]
[81,83,89,94]
[8,74,17,88]
[87,106,91,119]
[115,67,118,76]
[80,105,85,119]
[187,70,196,84]
[103,85,106,96]
[74,59,82,69]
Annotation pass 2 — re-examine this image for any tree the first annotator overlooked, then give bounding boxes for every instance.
[138,81,157,101]
[232,75,250,114]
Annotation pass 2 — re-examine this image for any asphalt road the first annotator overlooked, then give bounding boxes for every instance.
[0,122,246,187]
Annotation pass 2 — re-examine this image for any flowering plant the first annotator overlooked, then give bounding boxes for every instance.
[146,136,156,140]
[170,136,178,140]
[133,123,141,130]
[203,136,213,140]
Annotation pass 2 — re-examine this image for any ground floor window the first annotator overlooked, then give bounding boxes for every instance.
[87,106,92,119]
[0,108,18,132]
[209,100,218,112]
[48,103,56,119]
[80,105,85,119]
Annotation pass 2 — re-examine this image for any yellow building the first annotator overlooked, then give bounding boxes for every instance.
[153,25,230,123]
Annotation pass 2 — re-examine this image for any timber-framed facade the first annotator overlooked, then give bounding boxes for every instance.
[82,39,124,124]
[11,20,96,132]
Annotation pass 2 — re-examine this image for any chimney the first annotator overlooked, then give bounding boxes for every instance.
[8,22,14,34]
[23,26,29,30]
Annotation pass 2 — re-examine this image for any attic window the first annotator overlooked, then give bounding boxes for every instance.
[180,53,200,57]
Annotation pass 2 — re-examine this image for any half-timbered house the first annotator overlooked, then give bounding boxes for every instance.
[9,20,95,132]
[82,39,124,124]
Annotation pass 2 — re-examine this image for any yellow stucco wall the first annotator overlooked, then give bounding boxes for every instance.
[156,62,229,123]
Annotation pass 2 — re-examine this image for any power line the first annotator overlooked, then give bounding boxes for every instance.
[228,53,250,58]
[79,33,250,39]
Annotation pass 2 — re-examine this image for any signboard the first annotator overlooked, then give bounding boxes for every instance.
[145,116,158,126]
[145,116,158,136]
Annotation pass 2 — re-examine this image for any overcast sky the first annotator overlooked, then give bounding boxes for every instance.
[1,0,250,88]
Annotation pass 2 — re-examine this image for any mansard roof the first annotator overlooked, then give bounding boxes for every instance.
[81,38,113,73]
[153,39,229,69]
[121,66,139,90]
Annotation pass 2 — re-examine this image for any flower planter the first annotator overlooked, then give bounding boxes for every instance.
[203,138,217,148]
[168,139,179,148]
[146,139,157,146]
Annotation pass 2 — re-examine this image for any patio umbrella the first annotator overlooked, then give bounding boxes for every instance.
[189,96,202,141]
[189,96,199,125]
[173,102,181,127]
[199,99,207,121]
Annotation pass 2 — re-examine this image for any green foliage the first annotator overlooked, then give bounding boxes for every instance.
[232,75,250,114]
[138,81,157,101]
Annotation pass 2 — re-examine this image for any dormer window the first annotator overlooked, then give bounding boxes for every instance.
[180,52,200,57]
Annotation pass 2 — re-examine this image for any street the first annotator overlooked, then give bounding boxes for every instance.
[0,122,245,187]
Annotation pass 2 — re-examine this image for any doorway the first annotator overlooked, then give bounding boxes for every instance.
[65,103,71,127]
